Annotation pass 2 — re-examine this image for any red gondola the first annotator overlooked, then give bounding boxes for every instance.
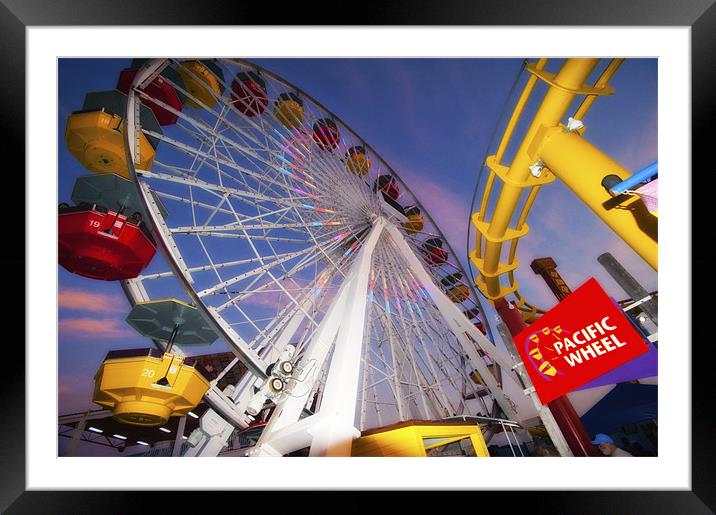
[375,175,400,201]
[116,66,184,126]
[423,237,447,266]
[58,204,156,281]
[231,71,269,117]
[312,118,340,150]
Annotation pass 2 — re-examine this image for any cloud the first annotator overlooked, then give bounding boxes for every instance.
[59,288,129,314]
[241,291,285,310]
[240,275,339,315]
[58,378,76,397]
[396,165,471,260]
[59,317,134,339]
[59,372,97,414]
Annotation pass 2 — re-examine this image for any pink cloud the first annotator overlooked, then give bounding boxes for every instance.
[58,380,74,396]
[59,373,97,414]
[59,288,129,314]
[59,317,134,339]
[396,166,470,259]
[242,291,285,310]
[241,277,340,313]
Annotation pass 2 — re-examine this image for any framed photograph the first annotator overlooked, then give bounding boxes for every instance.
[6,0,713,512]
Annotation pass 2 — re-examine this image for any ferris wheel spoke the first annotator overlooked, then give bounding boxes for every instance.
[279,188,358,278]
[386,260,458,415]
[249,297,310,353]
[378,277,436,417]
[186,232,309,243]
[375,321,405,420]
[379,245,473,416]
[144,128,318,198]
[170,219,345,234]
[211,130,321,205]
[150,121,314,208]
[227,316,285,327]
[373,288,414,419]
[138,168,318,212]
[151,188,243,218]
[211,138,307,207]
[211,244,346,322]
[139,250,301,281]
[196,246,324,298]
[374,295,441,419]
[360,319,398,429]
[163,64,360,199]
[362,349,399,394]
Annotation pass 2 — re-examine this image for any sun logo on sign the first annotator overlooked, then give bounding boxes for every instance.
[524,325,569,381]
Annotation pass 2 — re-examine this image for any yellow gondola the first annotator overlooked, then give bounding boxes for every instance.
[274,92,304,130]
[93,349,210,426]
[177,60,223,109]
[345,146,371,176]
[446,284,470,303]
[402,205,424,234]
[403,214,424,234]
[65,111,155,178]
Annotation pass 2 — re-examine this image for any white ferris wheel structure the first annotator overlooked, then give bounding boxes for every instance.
[118,58,552,457]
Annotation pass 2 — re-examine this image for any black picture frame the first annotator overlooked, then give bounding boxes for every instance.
[4,1,713,512]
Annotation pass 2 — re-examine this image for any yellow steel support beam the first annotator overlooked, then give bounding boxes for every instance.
[573,58,624,123]
[494,58,548,164]
[538,129,658,270]
[478,58,600,299]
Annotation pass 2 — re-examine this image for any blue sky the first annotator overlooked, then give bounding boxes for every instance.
[58,58,657,415]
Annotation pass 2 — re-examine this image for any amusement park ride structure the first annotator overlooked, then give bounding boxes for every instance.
[58,57,657,458]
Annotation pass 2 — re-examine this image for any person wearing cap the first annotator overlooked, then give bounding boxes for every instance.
[592,433,633,457]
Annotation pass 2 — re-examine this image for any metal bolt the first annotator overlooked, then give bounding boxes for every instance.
[529,160,545,178]
[565,117,585,132]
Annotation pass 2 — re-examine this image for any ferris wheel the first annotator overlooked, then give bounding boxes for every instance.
[62,58,528,457]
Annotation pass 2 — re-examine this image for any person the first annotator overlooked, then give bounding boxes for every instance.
[591,433,633,457]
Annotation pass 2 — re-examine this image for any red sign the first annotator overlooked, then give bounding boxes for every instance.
[514,278,649,404]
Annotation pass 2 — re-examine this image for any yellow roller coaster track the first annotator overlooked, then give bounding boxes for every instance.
[470,58,658,323]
